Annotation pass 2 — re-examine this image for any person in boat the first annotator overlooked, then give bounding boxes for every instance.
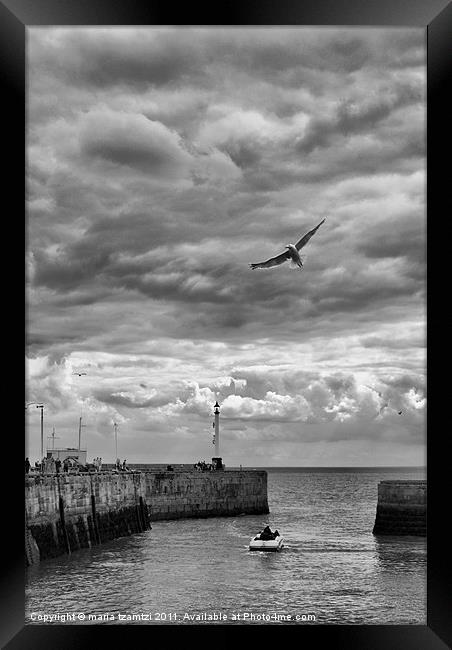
[259,525,274,540]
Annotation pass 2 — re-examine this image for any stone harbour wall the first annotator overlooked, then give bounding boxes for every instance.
[25,470,269,563]
[143,470,268,520]
[372,480,426,536]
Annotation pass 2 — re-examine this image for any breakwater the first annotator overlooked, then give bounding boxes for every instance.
[372,480,426,536]
[25,470,269,564]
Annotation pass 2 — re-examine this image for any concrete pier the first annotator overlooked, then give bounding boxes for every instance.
[25,469,269,563]
[372,480,426,536]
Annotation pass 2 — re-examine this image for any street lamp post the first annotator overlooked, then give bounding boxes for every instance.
[73,372,88,453]
[78,416,87,452]
[38,404,44,459]
[25,402,44,459]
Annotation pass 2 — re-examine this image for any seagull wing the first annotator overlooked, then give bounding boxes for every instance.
[294,218,326,251]
[249,250,291,269]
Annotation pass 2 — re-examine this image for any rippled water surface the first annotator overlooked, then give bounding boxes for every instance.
[26,468,426,625]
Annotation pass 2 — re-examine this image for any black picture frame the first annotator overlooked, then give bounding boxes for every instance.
[4,0,450,647]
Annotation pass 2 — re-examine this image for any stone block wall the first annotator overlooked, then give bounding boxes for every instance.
[372,480,426,536]
[143,470,268,520]
[25,470,269,563]
[25,472,150,563]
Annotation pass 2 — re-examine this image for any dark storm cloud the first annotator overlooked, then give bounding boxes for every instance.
[30,240,424,346]
[33,247,113,291]
[30,29,202,88]
[308,275,421,316]
[222,142,262,169]
[27,332,80,347]
[29,28,424,98]
[296,82,423,154]
[356,214,425,262]
[241,139,423,192]
[80,111,193,176]
[92,389,177,409]
[50,289,113,308]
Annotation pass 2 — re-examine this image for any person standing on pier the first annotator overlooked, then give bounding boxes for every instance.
[25,458,30,474]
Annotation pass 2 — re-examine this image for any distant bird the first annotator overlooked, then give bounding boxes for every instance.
[398,411,403,415]
[249,218,326,270]
[72,372,87,376]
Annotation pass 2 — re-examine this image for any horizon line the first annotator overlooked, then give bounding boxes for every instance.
[114,463,426,469]
[229,465,426,468]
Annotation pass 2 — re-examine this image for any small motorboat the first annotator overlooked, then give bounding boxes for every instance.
[249,527,284,552]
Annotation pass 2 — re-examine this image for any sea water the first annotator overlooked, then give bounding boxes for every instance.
[25,467,426,625]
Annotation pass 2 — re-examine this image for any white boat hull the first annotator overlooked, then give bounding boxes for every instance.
[249,535,284,551]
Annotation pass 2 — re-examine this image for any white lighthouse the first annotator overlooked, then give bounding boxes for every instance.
[212,400,223,470]
[214,400,220,456]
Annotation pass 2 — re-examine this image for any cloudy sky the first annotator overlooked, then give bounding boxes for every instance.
[26,27,426,466]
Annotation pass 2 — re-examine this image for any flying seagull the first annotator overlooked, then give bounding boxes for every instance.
[72,372,87,376]
[249,218,325,270]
